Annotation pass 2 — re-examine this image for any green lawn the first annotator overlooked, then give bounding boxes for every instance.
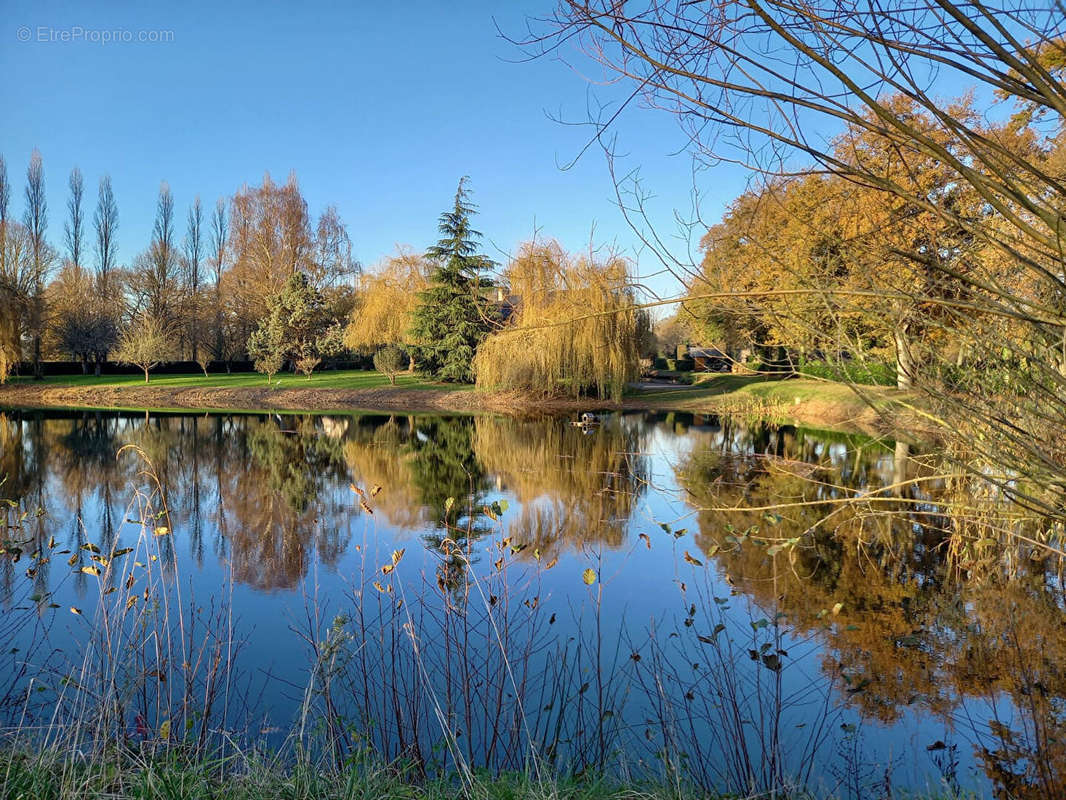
[627,372,786,403]
[4,369,466,392]
[629,373,906,421]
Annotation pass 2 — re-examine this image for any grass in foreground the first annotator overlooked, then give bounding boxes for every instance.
[0,748,972,800]
[3,369,465,392]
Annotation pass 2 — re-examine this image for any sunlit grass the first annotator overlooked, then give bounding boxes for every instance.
[4,369,468,392]
[629,373,905,408]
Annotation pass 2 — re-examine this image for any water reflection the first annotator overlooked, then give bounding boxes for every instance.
[678,422,1066,799]
[1,409,1064,796]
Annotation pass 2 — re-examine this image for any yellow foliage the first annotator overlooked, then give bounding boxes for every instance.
[475,240,648,400]
[345,248,430,352]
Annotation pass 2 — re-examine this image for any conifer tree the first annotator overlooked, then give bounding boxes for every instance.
[409,177,497,382]
[248,271,340,380]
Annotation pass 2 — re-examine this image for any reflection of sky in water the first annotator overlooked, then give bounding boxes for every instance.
[0,410,1055,796]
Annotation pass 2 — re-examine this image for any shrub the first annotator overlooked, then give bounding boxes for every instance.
[374,345,407,385]
[798,358,895,386]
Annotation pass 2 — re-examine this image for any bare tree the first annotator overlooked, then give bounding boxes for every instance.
[140,182,179,324]
[184,196,204,362]
[23,150,49,380]
[185,196,203,292]
[64,167,84,269]
[0,217,34,382]
[210,197,229,369]
[0,153,9,309]
[312,204,358,288]
[88,175,121,376]
[153,182,176,271]
[93,175,118,279]
[115,313,176,383]
[0,155,9,228]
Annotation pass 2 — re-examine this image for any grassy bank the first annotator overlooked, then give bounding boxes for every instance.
[2,369,454,392]
[0,748,970,800]
[629,373,916,434]
[0,370,915,433]
[0,370,490,416]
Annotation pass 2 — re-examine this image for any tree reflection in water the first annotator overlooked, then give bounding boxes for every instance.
[2,409,1065,795]
[678,420,1066,800]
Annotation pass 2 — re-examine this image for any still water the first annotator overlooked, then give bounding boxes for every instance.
[1,409,1062,798]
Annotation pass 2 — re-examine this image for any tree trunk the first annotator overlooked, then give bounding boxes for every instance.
[94,356,102,377]
[408,353,416,372]
[33,335,42,380]
[144,367,150,383]
[80,357,88,375]
[893,440,909,496]
[894,326,914,390]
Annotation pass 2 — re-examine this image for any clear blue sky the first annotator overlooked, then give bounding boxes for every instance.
[0,0,760,308]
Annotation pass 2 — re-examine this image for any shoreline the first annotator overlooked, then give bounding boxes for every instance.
[0,376,911,434]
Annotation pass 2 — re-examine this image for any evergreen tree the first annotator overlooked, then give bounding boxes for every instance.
[248,271,341,380]
[409,177,497,382]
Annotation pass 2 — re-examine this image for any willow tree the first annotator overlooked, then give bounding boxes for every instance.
[474,239,650,401]
[345,247,430,370]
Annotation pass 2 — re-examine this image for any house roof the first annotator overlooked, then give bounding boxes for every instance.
[688,347,728,358]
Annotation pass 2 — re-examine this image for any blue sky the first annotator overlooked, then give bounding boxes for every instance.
[0,0,759,307]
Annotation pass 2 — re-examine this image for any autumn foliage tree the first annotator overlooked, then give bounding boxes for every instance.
[528,2,1066,529]
[225,174,357,355]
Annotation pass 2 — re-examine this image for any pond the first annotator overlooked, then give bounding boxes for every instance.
[1,409,1062,798]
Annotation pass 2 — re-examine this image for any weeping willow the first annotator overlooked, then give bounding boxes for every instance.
[473,415,649,553]
[474,240,650,401]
